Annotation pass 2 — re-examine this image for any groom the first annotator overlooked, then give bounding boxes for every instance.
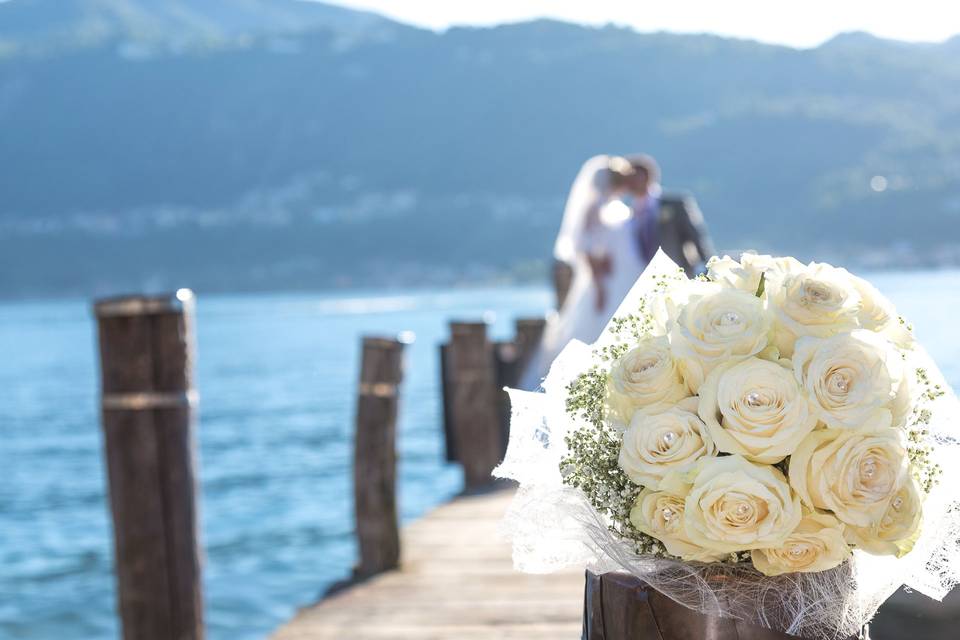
[626,154,714,277]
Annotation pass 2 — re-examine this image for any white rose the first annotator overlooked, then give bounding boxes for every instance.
[683,455,801,553]
[850,274,916,349]
[698,357,817,464]
[769,262,861,357]
[629,481,727,562]
[845,474,923,557]
[789,421,909,528]
[668,283,772,393]
[707,254,761,292]
[793,330,910,429]
[707,253,804,294]
[618,398,716,488]
[607,336,690,424]
[751,511,850,576]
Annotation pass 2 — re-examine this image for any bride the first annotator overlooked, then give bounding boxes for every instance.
[521,155,648,389]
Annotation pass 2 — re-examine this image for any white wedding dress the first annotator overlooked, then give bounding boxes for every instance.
[522,198,647,389]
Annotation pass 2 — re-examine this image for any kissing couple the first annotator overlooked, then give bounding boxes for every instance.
[523,154,714,389]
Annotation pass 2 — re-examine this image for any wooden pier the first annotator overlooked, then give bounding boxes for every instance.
[267,318,581,639]
[271,487,583,640]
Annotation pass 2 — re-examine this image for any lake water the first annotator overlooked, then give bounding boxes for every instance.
[2,275,959,640]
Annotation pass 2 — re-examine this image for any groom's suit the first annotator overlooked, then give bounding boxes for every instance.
[634,191,714,277]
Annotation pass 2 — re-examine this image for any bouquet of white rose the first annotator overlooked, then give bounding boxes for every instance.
[497,251,960,639]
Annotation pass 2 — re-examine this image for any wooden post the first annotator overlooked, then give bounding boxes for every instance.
[553,259,574,310]
[94,290,203,640]
[439,343,458,463]
[492,318,547,446]
[493,340,520,453]
[583,571,869,640]
[448,321,502,490]
[353,335,407,579]
[514,317,546,377]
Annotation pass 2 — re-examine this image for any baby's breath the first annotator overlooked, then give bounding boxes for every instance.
[907,368,945,493]
[565,367,608,428]
[560,401,666,555]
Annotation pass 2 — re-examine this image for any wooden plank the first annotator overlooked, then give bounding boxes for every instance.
[271,489,583,640]
[275,623,581,640]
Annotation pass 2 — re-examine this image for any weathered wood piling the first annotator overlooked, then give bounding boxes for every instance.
[94,290,204,640]
[352,335,408,579]
[553,259,574,310]
[513,317,547,373]
[583,571,871,640]
[440,317,545,490]
[447,321,503,490]
[439,341,458,463]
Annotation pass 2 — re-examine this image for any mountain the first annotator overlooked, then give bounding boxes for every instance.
[0,1,959,298]
[0,0,392,55]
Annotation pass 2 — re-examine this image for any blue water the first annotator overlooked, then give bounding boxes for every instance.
[1,275,959,640]
[0,287,551,640]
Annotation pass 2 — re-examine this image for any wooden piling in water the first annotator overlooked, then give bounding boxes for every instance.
[553,259,574,310]
[439,342,458,463]
[353,335,407,579]
[493,340,520,453]
[441,317,546,482]
[447,321,502,490]
[514,317,546,375]
[94,290,203,640]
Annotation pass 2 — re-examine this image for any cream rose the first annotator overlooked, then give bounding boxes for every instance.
[630,483,726,562]
[668,283,772,393]
[607,336,690,424]
[698,357,817,464]
[751,511,850,576]
[845,475,923,557]
[707,253,804,294]
[789,422,909,528]
[850,274,916,349]
[769,262,861,357]
[793,330,909,429]
[618,398,716,488]
[683,455,801,553]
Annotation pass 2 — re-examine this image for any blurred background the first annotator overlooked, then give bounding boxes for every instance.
[1,1,959,639]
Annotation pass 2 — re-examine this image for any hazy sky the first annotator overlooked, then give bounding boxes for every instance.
[323,0,960,48]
